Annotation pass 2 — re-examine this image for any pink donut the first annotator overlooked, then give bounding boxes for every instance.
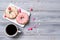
[16,12,29,24]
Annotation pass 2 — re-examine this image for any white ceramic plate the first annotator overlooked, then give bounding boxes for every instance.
[3,3,30,27]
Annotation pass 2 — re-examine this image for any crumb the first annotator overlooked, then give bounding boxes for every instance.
[34,26,36,28]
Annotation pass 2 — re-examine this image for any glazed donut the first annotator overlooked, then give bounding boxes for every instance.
[16,12,29,24]
[5,6,18,19]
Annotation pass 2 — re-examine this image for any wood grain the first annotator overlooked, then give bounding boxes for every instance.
[0,0,60,40]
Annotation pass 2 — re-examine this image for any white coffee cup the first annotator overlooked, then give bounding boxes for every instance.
[5,24,21,37]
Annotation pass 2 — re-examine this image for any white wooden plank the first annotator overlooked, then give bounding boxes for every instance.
[0,2,60,10]
[0,0,60,40]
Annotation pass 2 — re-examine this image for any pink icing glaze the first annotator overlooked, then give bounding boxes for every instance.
[16,12,29,24]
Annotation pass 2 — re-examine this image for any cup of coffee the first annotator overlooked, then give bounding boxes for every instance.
[5,24,21,37]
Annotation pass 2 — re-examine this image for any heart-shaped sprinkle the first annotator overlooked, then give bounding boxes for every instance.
[18,8,21,13]
[30,8,33,11]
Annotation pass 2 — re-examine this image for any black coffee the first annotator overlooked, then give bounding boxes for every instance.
[6,24,17,35]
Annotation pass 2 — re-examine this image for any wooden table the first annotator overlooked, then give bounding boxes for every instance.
[0,0,60,40]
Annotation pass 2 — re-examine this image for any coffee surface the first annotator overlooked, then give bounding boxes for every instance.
[6,24,17,35]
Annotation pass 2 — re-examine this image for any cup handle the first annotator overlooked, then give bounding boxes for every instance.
[18,30,21,33]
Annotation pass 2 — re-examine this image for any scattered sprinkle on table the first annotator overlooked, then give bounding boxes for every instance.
[30,8,33,11]
[18,8,21,13]
[28,27,33,30]
[32,18,35,21]
[8,7,11,10]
